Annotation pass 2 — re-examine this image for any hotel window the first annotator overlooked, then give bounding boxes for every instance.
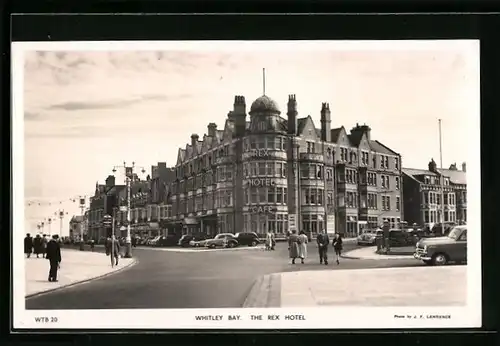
[250,188,258,203]
[302,188,324,205]
[302,215,323,236]
[346,191,357,208]
[424,192,429,204]
[436,194,441,205]
[340,148,348,162]
[396,197,400,211]
[326,169,333,180]
[250,138,257,150]
[306,141,315,153]
[384,156,389,169]
[368,193,377,209]
[225,166,233,181]
[372,154,377,168]
[195,195,203,211]
[395,177,400,190]
[394,157,399,170]
[361,151,368,166]
[381,196,391,211]
[327,192,334,206]
[444,194,448,205]
[258,162,266,175]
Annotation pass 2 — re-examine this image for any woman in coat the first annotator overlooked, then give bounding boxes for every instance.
[33,234,43,258]
[297,230,309,264]
[24,233,33,258]
[288,230,300,264]
[332,233,343,265]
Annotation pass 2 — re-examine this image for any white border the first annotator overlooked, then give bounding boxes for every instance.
[12,40,481,330]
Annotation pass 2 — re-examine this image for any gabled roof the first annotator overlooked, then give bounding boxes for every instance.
[348,131,364,147]
[369,140,398,155]
[297,117,308,134]
[402,168,437,177]
[330,127,344,143]
[437,169,467,185]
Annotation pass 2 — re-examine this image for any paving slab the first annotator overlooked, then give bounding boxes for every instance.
[25,249,136,297]
[342,246,415,260]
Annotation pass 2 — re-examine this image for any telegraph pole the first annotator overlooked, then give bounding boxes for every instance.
[79,196,86,251]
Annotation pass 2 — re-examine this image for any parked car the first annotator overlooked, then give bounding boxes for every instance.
[148,236,162,246]
[205,233,238,248]
[234,232,260,246]
[156,235,180,247]
[357,229,380,245]
[414,225,467,265]
[178,234,208,247]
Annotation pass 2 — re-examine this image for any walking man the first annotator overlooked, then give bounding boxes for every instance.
[24,233,33,258]
[42,234,48,258]
[111,235,121,267]
[316,229,330,265]
[46,235,62,282]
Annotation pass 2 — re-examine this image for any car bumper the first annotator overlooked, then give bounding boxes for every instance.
[413,252,432,261]
[357,239,375,245]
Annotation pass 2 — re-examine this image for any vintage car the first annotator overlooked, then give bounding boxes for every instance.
[414,225,467,265]
[204,233,239,249]
[234,232,261,247]
[357,229,380,245]
[178,234,208,247]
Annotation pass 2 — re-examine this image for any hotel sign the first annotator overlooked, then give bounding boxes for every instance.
[250,148,271,157]
[246,178,276,187]
[249,205,277,214]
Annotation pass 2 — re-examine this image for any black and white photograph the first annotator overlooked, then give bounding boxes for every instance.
[12,40,481,329]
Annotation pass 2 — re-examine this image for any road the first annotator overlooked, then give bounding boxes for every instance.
[25,242,424,310]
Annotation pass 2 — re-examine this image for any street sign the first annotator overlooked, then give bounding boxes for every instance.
[288,214,297,231]
[102,215,113,227]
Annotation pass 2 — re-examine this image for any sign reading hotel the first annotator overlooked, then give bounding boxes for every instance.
[246,178,277,187]
[249,205,277,214]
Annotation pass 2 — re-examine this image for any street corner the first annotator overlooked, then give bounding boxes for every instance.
[25,250,138,299]
[242,273,282,308]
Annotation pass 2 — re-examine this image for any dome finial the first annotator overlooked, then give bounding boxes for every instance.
[262,68,266,96]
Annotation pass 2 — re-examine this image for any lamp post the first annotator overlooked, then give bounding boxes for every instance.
[47,218,52,236]
[78,196,86,251]
[40,221,45,234]
[112,161,146,258]
[57,209,66,237]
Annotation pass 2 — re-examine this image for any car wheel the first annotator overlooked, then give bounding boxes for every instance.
[432,253,448,266]
[250,241,258,247]
[227,242,235,248]
[209,244,216,249]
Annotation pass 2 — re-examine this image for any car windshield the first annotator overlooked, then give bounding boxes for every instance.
[448,226,465,240]
[214,235,225,239]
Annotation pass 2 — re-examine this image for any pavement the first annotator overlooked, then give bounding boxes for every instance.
[243,265,467,307]
[25,249,136,298]
[342,246,415,260]
[25,240,423,310]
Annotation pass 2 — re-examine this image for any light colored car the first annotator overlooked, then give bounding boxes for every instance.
[149,235,162,246]
[205,233,238,249]
[357,229,380,246]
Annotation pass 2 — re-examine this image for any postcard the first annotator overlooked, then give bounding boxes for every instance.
[12,40,481,329]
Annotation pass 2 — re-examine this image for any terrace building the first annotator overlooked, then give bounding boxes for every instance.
[167,94,403,238]
[402,160,467,226]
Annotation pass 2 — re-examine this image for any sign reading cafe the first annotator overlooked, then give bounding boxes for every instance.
[249,205,277,214]
[246,178,276,187]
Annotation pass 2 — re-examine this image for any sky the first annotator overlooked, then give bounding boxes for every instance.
[17,40,479,232]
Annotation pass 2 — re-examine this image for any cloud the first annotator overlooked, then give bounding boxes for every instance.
[47,93,192,111]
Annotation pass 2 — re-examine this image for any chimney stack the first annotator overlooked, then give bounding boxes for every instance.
[207,123,217,137]
[233,95,247,137]
[191,133,199,148]
[287,94,298,135]
[320,102,331,142]
[105,175,115,187]
[462,162,466,172]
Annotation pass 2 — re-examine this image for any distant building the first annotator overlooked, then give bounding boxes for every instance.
[402,159,467,226]
[166,94,403,239]
[69,215,85,240]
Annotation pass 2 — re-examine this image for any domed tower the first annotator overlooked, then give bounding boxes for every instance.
[248,95,281,133]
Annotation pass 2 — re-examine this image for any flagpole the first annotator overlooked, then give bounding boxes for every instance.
[439,119,445,228]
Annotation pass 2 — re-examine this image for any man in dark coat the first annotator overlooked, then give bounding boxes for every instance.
[33,234,43,258]
[46,235,62,282]
[111,235,121,266]
[41,235,48,258]
[316,229,330,265]
[24,233,33,258]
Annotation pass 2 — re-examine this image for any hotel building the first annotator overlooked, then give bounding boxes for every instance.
[167,94,403,238]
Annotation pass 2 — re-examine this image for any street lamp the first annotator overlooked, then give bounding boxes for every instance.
[78,196,86,251]
[112,161,146,258]
[47,218,52,236]
[56,209,67,237]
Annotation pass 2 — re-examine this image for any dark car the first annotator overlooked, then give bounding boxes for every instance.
[156,235,181,247]
[234,232,260,247]
[414,225,467,265]
[375,229,417,248]
[178,234,208,247]
[205,233,239,248]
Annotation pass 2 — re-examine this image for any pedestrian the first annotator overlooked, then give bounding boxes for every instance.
[90,238,95,252]
[46,235,62,282]
[105,236,112,256]
[42,234,48,258]
[297,230,308,264]
[316,229,330,265]
[265,231,274,250]
[332,233,343,265]
[132,236,137,248]
[111,235,121,266]
[33,234,43,258]
[288,230,300,264]
[24,233,33,258]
